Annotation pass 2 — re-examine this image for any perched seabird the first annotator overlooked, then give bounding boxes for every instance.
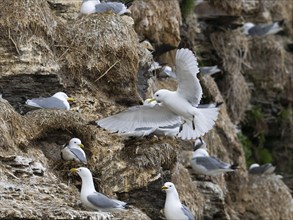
[80,0,129,15]
[162,182,195,220]
[191,147,237,176]
[25,92,74,110]
[248,163,276,175]
[61,138,87,163]
[97,48,219,140]
[241,20,284,37]
[70,167,127,211]
[200,65,221,76]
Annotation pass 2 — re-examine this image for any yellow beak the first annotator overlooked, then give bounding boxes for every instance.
[162,186,168,190]
[67,97,74,101]
[148,98,156,103]
[70,168,78,173]
[78,143,84,148]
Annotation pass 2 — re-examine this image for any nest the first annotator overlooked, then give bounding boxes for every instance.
[209,0,243,16]
[55,13,140,101]
[245,37,286,99]
[210,30,251,124]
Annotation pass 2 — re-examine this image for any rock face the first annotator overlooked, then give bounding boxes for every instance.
[0,0,293,220]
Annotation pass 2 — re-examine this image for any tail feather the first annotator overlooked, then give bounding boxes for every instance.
[177,107,219,140]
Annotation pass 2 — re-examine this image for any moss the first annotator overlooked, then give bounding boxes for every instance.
[180,0,195,20]
[238,133,254,166]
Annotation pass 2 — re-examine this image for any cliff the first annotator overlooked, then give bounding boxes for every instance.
[0,0,292,219]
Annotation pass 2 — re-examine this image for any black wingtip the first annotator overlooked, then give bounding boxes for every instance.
[216,101,224,107]
[87,120,97,126]
[230,163,239,170]
[277,19,285,26]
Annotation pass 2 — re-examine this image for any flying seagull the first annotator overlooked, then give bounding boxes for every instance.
[191,145,237,176]
[70,167,127,211]
[96,48,219,140]
[162,182,195,220]
[241,20,284,37]
[248,163,276,175]
[80,0,129,15]
[61,138,87,163]
[25,92,74,110]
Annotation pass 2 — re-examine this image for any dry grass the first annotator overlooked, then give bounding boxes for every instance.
[210,30,251,123]
[55,13,140,100]
[210,0,242,15]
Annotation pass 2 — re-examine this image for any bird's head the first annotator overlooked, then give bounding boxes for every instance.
[53,92,74,102]
[242,22,255,34]
[69,138,84,148]
[151,89,170,103]
[70,167,92,178]
[162,182,176,193]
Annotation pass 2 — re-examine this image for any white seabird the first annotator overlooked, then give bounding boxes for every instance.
[70,167,127,211]
[80,0,128,15]
[97,48,219,140]
[242,20,284,37]
[191,147,237,176]
[61,138,87,163]
[25,92,74,110]
[248,163,276,175]
[162,182,195,220]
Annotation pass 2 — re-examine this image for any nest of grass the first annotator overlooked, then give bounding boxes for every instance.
[0,0,57,57]
[55,13,140,100]
[210,30,251,124]
[246,37,286,90]
[209,0,242,16]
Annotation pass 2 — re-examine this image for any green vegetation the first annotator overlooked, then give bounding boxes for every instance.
[180,0,195,20]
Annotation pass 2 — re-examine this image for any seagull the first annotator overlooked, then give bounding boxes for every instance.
[162,182,195,220]
[97,48,219,140]
[70,167,127,211]
[200,65,221,76]
[248,163,276,175]
[80,0,129,15]
[61,138,87,163]
[191,146,237,176]
[241,20,284,37]
[25,92,74,110]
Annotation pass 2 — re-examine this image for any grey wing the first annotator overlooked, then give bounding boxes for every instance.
[194,157,230,170]
[96,104,181,133]
[26,97,67,109]
[95,2,127,15]
[175,48,202,106]
[70,148,86,162]
[181,204,195,220]
[248,24,275,36]
[87,192,122,209]
[249,164,274,174]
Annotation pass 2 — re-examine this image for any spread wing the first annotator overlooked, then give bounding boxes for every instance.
[175,48,202,106]
[96,104,181,133]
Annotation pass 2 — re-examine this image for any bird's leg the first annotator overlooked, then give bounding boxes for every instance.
[192,115,195,130]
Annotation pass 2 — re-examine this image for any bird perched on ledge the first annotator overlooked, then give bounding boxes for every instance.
[61,138,87,163]
[70,167,127,212]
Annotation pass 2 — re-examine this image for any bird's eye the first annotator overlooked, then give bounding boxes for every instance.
[156,94,159,97]
[74,142,76,144]
[169,185,172,188]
